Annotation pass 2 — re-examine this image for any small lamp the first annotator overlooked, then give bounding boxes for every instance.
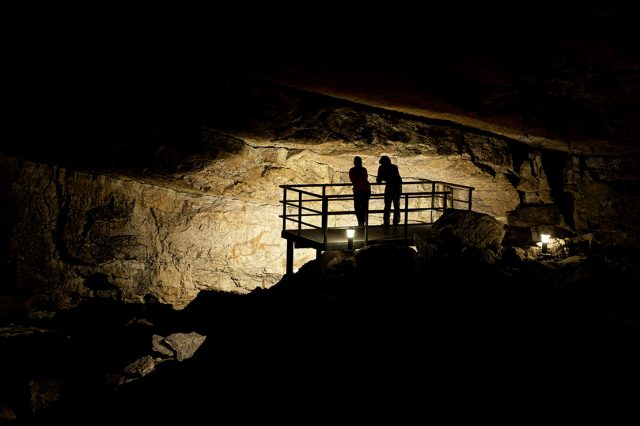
[540,233,550,253]
[346,228,355,250]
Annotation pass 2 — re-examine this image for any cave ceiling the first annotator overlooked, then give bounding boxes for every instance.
[6,4,640,169]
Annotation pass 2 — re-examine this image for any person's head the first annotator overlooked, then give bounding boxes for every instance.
[353,156,362,166]
[379,155,391,165]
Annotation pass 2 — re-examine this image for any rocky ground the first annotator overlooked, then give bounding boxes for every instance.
[1,213,639,425]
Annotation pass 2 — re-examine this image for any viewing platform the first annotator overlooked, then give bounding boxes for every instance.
[280,180,475,274]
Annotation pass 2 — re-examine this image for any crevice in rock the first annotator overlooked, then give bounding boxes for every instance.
[540,149,574,229]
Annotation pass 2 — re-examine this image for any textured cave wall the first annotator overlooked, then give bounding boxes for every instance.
[564,156,640,246]
[1,82,639,311]
[0,157,287,309]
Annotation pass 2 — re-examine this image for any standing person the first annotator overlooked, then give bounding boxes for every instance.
[376,155,402,226]
[349,156,371,226]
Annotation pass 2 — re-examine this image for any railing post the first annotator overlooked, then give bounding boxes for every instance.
[467,188,473,210]
[322,185,328,246]
[448,186,454,209]
[364,206,369,246]
[403,192,409,242]
[443,191,448,211]
[282,187,287,231]
[431,182,435,223]
[297,191,302,234]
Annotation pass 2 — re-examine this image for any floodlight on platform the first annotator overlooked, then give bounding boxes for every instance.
[346,228,355,250]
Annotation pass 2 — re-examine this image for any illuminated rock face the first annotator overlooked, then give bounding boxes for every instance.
[1,84,638,310]
[0,158,288,309]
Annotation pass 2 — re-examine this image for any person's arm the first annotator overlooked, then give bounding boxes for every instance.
[376,166,383,184]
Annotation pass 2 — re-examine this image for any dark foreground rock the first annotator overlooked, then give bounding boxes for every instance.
[1,239,639,425]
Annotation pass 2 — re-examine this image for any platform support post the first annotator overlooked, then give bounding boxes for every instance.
[286,239,294,275]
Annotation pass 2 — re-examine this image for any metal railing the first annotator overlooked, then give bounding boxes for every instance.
[279,179,474,246]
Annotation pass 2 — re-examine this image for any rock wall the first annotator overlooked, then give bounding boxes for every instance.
[0,157,291,310]
[564,156,640,247]
[1,84,638,311]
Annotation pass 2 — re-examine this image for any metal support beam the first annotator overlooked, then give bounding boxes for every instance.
[286,239,294,275]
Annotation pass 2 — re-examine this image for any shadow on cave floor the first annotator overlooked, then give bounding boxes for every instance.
[2,244,640,425]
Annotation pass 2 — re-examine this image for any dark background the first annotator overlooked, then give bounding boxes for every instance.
[6,4,640,163]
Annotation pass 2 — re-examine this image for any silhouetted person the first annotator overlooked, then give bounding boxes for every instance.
[376,155,402,226]
[349,156,371,226]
